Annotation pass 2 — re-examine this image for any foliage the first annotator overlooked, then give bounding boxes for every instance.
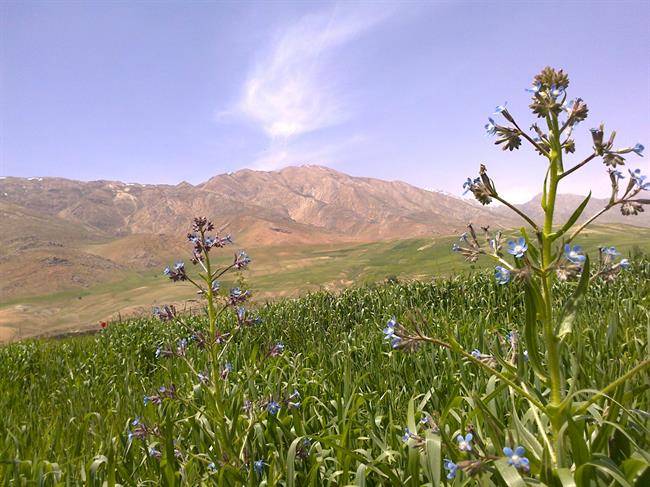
[391,66,649,485]
[1,262,649,485]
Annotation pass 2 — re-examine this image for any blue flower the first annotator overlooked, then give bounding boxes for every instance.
[198,371,209,383]
[471,349,481,358]
[235,250,251,269]
[207,462,217,472]
[267,401,281,415]
[507,237,528,258]
[503,446,530,471]
[131,417,141,427]
[629,169,650,190]
[236,307,246,321]
[224,362,233,372]
[525,82,542,94]
[383,319,402,348]
[564,244,586,264]
[253,460,266,476]
[611,170,625,180]
[384,318,400,345]
[602,246,620,257]
[494,266,511,285]
[444,459,458,479]
[155,347,162,359]
[452,243,461,252]
[632,143,644,156]
[289,389,300,400]
[456,433,473,451]
[211,280,220,292]
[485,118,497,136]
[494,102,508,114]
[148,447,161,459]
[619,258,631,269]
[163,266,171,276]
[143,395,151,406]
[402,427,411,442]
[383,317,397,337]
[550,84,565,98]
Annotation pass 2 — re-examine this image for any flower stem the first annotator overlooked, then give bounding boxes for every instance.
[542,114,563,408]
[202,230,218,337]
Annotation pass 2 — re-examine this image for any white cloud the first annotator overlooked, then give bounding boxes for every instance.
[234,5,392,140]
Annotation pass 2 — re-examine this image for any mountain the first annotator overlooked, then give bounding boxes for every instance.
[0,166,513,246]
[1,165,649,341]
[497,193,650,228]
[1,165,648,303]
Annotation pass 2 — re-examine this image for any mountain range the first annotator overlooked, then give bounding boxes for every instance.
[1,164,648,303]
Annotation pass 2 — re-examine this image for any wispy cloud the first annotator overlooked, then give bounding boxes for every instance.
[236,5,390,141]
[218,4,392,170]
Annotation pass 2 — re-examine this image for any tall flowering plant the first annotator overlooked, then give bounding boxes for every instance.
[132,218,296,482]
[388,68,649,484]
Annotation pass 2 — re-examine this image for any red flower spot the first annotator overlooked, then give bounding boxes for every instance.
[100,321,108,329]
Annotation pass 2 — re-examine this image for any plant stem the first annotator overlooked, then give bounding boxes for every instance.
[542,114,563,408]
[492,194,540,231]
[558,153,596,180]
[202,231,218,337]
[566,204,614,244]
[421,335,546,409]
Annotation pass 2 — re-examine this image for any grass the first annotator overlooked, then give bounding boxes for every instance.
[2,223,650,340]
[1,258,648,485]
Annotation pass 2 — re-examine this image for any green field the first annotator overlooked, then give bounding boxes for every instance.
[1,253,649,484]
[2,223,649,341]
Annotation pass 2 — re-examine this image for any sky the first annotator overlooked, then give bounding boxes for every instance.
[1,0,649,202]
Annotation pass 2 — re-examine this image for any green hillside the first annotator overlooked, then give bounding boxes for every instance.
[1,261,648,484]
[1,224,649,340]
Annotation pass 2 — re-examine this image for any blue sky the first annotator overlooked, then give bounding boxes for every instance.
[1,0,648,202]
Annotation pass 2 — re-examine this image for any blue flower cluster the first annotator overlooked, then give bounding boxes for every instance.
[383,317,401,348]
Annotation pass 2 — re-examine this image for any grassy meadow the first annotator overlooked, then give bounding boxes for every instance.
[1,223,649,341]
[1,257,648,485]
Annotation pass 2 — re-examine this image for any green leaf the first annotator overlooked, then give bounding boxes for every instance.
[552,191,591,240]
[423,431,441,487]
[494,459,526,487]
[286,436,302,487]
[523,283,547,380]
[557,255,590,340]
[576,457,633,487]
[565,415,590,467]
[89,455,107,477]
[355,463,367,487]
[406,397,420,487]
[606,310,620,348]
[621,457,649,484]
[556,467,576,486]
